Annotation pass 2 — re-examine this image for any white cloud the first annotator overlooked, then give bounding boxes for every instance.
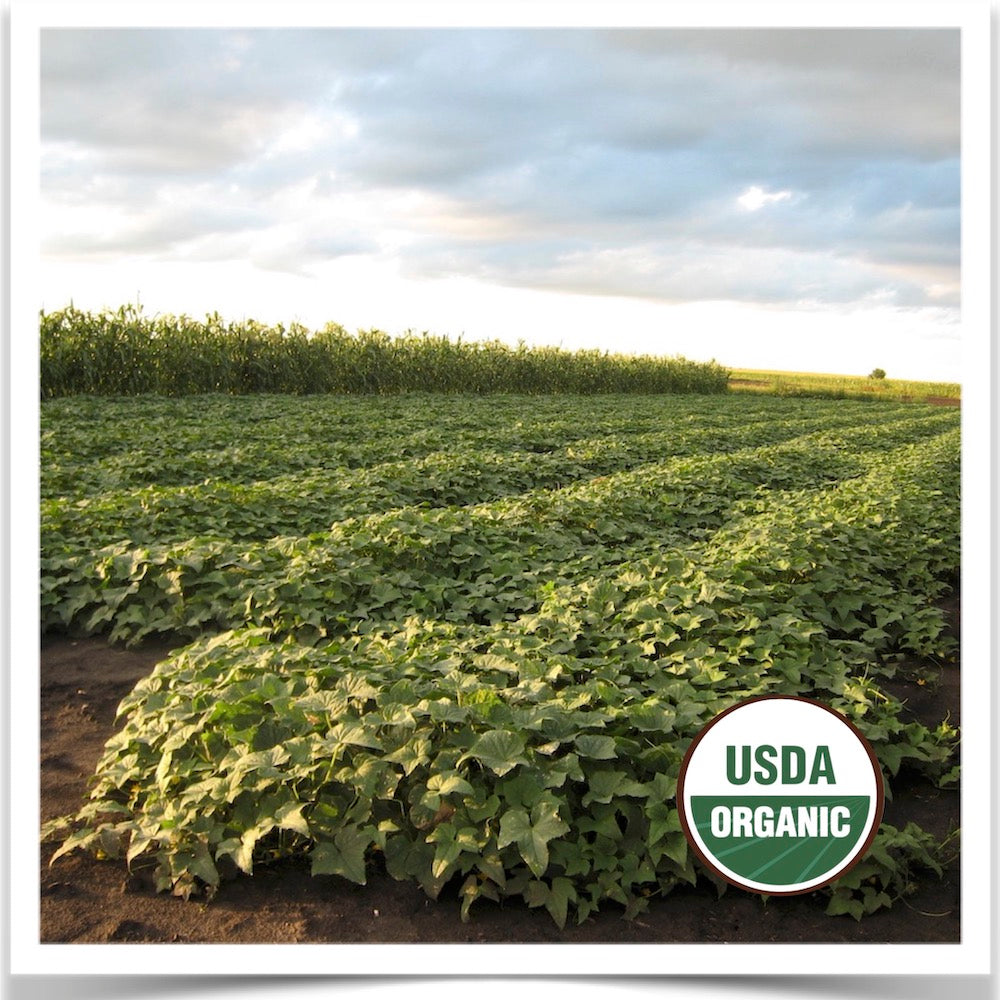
[737,186,794,211]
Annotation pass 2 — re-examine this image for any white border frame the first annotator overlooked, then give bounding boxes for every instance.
[7,0,994,980]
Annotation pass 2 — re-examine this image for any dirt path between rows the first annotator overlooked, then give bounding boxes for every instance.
[39,600,960,944]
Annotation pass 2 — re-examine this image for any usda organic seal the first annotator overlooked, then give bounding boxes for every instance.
[677,696,884,894]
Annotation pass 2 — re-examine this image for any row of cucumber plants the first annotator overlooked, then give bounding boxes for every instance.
[44,403,960,924]
[41,393,940,498]
[42,425,954,646]
[42,409,957,553]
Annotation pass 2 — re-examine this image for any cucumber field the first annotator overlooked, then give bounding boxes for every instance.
[39,388,961,942]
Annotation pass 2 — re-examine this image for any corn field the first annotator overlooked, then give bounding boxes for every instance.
[40,306,731,398]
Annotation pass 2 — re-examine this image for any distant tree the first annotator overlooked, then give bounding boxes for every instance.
[869,368,887,380]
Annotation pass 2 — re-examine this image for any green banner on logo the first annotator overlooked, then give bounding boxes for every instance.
[690,795,871,886]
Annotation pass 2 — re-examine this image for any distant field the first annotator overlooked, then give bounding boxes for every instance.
[728,368,960,404]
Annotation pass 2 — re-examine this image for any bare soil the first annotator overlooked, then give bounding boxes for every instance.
[39,598,961,944]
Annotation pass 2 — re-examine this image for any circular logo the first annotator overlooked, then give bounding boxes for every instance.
[677,696,884,895]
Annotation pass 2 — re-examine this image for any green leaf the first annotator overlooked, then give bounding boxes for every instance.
[473,653,520,675]
[582,769,637,807]
[646,803,683,846]
[499,771,545,809]
[662,831,688,867]
[460,729,530,776]
[49,827,99,866]
[826,891,865,920]
[546,876,577,929]
[216,834,255,875]
[384,737,431,776]
[466,793,501,823]
[428,831,464,880]
[187,843,220,887]
[274,801,310,837]
[574,734,617,759]
[310,826,371,885]
[427,771,475,798]
[325,722,383,751]
[497,797,569,878]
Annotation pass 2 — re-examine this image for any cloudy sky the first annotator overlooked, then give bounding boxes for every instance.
[39,27,961,379]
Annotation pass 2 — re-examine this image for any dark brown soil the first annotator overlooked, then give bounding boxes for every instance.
[39,599,961,944]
